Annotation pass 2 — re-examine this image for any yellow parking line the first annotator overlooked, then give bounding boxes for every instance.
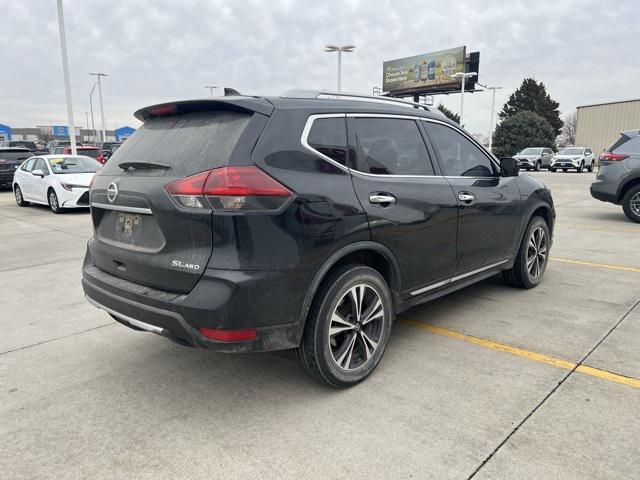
[400,318,640,389]
[557,222,640,233]
[550,257,640,273]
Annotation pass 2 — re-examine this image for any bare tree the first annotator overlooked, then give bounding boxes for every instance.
[39,127,53,144]
[562,111,577,145]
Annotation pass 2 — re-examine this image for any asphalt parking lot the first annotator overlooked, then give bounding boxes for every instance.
[1,171,638,479]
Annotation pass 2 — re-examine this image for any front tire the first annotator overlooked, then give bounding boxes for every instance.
[14,185,29,207]
[534,160,541,171]
[562,168,568,172]
[577,161,584,173]
[48,189,62,214]
[588,160,594,172]
[622,185,640,224]
[550,168,556,172]
[298,265,393,388]
[503,216,550,289]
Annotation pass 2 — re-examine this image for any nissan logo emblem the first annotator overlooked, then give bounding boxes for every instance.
[107,182,119,203]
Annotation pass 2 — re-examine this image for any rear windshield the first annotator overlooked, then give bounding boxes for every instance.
[607,134,639,154]
[0,150,32,162]
[49,156,102,174]
[100,111,252,176]
[80,149,100,158]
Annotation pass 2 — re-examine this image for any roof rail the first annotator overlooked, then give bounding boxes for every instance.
[280,89,431,112]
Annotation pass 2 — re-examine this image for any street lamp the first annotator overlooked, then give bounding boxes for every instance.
[451,71,477,125]
[486,86,502,152]
[89,72,108,142]
[203,85,218,97]
[55,0,77,155]
[89,82,97,143]
[325,45,355,92]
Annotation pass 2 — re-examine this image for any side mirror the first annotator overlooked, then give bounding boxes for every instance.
[500,157,519,177]
[31,169,44,177]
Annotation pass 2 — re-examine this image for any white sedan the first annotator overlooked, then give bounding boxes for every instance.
[12,155,101,213]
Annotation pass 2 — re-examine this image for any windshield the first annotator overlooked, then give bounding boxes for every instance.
[519,148,542,155]
[559,148,584,155]
[49,156,101,174]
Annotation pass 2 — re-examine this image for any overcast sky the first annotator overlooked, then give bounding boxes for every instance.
[1,0,638,135]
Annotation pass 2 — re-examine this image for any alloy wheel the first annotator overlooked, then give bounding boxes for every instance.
[526,227,547,279]
[630,192,640,217]
[15,187,22,204]
[49,191,58,212]
[328,284,385,371]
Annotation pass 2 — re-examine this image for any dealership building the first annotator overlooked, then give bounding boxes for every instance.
[575,98,640,156]
[0,124,136,143]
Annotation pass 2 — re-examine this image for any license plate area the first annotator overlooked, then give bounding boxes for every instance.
[115,213,142,243]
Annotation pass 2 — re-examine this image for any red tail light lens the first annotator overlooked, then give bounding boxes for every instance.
[198,327,257,342]
[203,166,292,197]
[600,152,628,162]
[148,105,178,116]
[165,166,292,211]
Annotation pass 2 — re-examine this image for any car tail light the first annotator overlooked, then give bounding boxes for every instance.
[165,166,292,212]
[599,152,628,162]
[198,327,257,342]
[149,105,178,116]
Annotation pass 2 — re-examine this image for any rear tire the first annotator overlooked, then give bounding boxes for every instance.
[503,216,550,289]
[14,185,29,207]
[48,189,62,214]
[622,185,640,224]
[298,264,393,388]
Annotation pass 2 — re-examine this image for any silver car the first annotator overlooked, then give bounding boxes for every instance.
[550,146,595,173]
[590,130,640,223]
[513,147,554,171]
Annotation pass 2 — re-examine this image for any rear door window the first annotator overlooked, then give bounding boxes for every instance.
[307,117,347,165]
[353,118,434,175]
[100,110,252,176]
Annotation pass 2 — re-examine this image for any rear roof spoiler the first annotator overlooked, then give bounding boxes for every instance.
[134,97,274,121]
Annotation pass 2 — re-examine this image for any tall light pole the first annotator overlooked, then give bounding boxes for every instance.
[486,86,502,152]
[451,71,477,126]
[325,45,355,92]
[203,85,218,97]
[56,0,77,155]
[90,72,108,142]
[89,83,97,143]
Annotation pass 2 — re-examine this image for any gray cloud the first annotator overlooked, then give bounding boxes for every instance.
[1,0,638,135]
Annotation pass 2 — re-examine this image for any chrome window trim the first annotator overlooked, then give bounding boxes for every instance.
[90,202,153,215]
[301,113,500,179]
[410,259,509,296]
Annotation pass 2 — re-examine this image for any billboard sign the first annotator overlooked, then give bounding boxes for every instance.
[52,125,69,137]
[383,46,466,95]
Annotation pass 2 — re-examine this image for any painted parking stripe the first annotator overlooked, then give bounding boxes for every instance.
[557,222,640,233]
[550,257,640,273]
[400,318,640,389]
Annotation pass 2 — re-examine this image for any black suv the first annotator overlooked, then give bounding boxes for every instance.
[0,147,33,188]
[82,91,555,387]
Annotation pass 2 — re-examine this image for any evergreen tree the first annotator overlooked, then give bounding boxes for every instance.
[499,78,563,135]
[492,111,555,158]
[437,104,460,124]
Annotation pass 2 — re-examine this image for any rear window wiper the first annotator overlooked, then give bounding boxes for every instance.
[118,161,170,171]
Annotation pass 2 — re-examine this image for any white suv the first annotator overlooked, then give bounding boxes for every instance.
[550,147,595,173]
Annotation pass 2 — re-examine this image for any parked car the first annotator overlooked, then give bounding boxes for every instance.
[82,92,555,387]
[13,155,101,213]
[550,146,595,172]
[513,147,554,171]
[0,140,38,153]
[590,130,640,223]
[46,140,83,153]
[97,142,121,163]
[49,145,100,160]
[0,147,33,188]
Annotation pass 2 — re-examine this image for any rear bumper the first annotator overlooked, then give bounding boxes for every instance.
[590,182,618,204]
[81,249,309,352]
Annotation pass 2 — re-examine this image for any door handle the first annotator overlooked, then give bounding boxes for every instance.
[458,192,476,204]
[369,193,396,205]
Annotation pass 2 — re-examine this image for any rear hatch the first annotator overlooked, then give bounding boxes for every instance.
[88,99,272,293]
